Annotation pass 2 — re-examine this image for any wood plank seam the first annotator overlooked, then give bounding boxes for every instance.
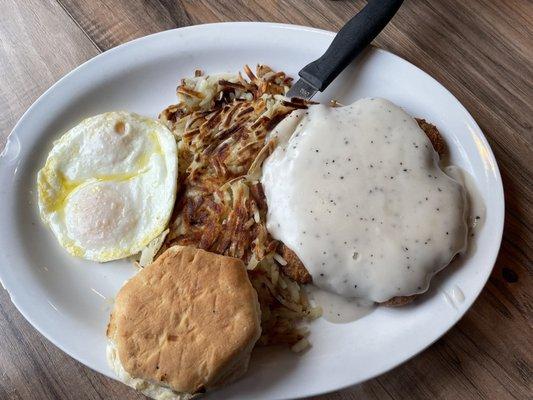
[55,0,104,52]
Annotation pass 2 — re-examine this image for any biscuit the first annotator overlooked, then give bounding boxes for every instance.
[107,245,261,396]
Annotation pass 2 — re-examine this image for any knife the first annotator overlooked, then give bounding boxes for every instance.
[286,0,404,100]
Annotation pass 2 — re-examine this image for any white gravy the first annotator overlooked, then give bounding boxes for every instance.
[307,286,375,323]
[261,98,469,303]
[445,166,486,238]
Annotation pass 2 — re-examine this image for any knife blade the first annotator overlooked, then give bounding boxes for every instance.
[286,0,404,101]
[286,78,318,101]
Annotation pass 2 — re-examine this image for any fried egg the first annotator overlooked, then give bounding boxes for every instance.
[37,111,178,262]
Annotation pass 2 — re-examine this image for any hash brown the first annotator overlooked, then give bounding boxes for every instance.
[158,66,319,347]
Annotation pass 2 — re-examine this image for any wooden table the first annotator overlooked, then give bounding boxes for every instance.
[0,1,531,399]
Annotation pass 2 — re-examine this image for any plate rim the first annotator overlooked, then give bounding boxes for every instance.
[0,21,505,399]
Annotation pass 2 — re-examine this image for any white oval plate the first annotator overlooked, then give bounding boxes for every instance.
[0,23,504,399]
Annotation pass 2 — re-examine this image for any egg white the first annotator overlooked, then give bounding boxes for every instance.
[37,111,178,262]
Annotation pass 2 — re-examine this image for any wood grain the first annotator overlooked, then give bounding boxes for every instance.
[0,0,143,398]
[1,0,532,399]
[0,0,99,146]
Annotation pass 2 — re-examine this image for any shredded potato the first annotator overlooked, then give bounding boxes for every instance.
[158,65,321,346]
[138,229,169,267]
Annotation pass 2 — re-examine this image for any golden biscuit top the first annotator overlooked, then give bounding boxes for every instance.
[108,245,261,394]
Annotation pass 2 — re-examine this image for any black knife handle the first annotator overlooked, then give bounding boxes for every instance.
[299,0,404,92]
